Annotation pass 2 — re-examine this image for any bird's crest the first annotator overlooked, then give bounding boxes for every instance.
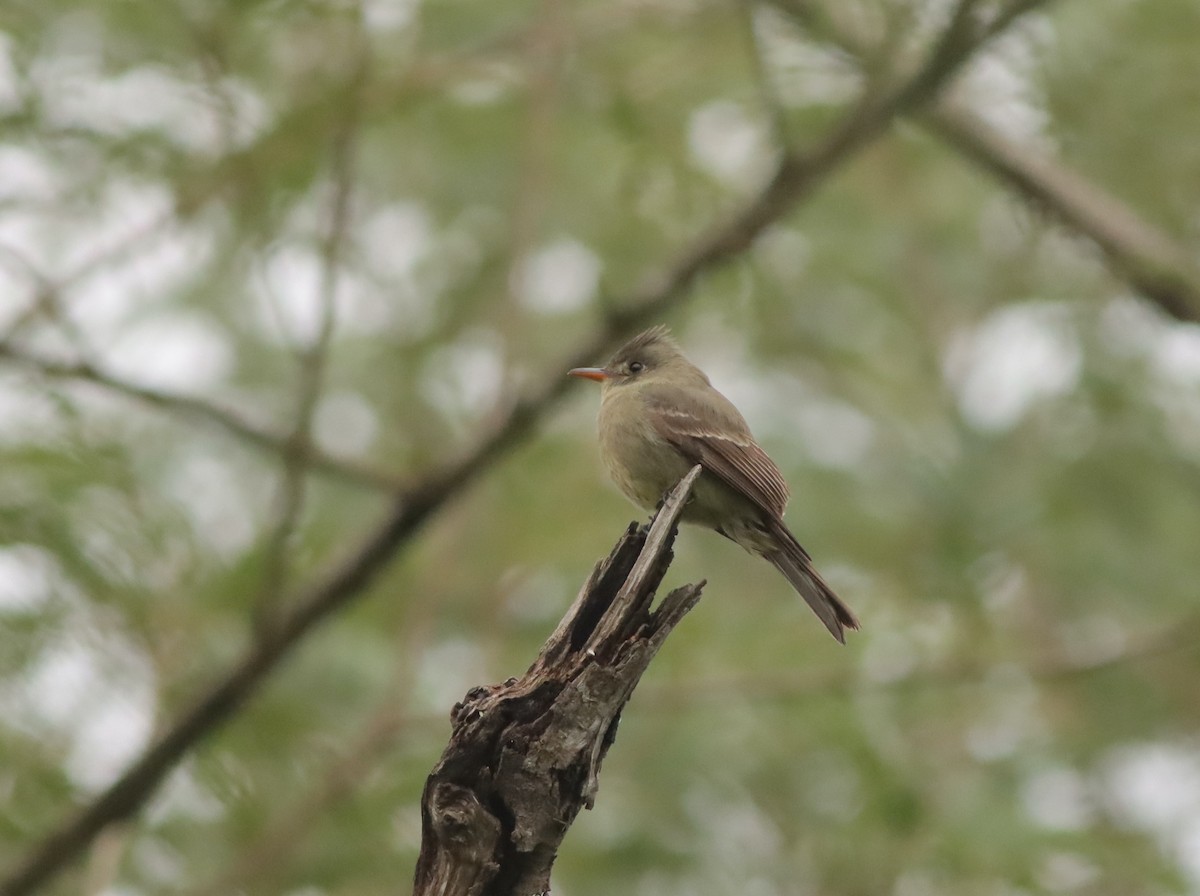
[610,325,679,363]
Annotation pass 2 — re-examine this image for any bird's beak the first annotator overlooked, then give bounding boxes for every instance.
[568,367,609,382]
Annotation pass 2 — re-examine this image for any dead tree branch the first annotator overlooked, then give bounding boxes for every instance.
[413,467,705,896]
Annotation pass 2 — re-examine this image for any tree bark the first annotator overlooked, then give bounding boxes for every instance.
[413,466,705,896]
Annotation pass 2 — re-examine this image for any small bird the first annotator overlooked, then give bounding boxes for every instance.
[569,325,859,643]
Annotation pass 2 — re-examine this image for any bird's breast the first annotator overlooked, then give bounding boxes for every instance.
[596,389,691,511]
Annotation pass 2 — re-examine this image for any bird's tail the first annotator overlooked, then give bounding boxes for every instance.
[763,521,860,644]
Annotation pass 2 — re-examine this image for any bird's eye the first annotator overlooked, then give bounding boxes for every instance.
[629,361,645,374]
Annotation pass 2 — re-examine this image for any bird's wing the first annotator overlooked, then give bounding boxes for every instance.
[646,386,790,519]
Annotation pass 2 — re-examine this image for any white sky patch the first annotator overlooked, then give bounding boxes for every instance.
[1150,324,1200,385]
[376,206,494,343]
[1099,297,1200,449]
[1099,295,1163,357]
[1104,743,1200,832]
[414,638,488,711]
[64,685,155,792]
[956,16,1054,146]
[909,0,959,38]
[66,219,216,346]
[146,764,226,826]
[324,266,391,338]
[255,243,327,346]
[1102,742,1200,889]
[512,237,602,314]
[944,302,1082,432]
[4,176,172,280]
[11,628,156,793]
[0,544,58,613]
[1021,765,1095,831]
[262,224,424,343]
[0,212,43,284]
[15,636,95,730]
[1178,818,1200,889]
[255,213,409,343]
[0,373,64,445]
[216,77,271,149]
[701,352,771,426]
[0,144,63,204]
[363,0,421,31]
[793,398,876,469]
[360,202,432,279]
[313,389,379,458]
[751,5,861,108]
[164,453,260,560]
[39,59,267,155]
[420,332,505,425]
[102,310,233,393]
[687,101,776,189]
[354,202,440,336]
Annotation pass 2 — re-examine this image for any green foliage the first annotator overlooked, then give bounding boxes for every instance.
[1,1,1199,894]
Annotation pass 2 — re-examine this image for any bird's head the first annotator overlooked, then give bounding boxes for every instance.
[568,325,701,391]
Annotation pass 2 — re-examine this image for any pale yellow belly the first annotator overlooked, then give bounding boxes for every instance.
[597,397,689,510]
[596,392,762,532]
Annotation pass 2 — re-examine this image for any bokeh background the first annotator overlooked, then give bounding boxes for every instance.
[2,0,1200,894]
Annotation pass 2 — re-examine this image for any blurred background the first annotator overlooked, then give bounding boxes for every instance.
[2,0,1200,894]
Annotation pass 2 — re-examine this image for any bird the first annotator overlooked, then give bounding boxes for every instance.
[568,325,859,643]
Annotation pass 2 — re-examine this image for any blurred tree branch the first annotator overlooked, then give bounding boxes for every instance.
[0,4,1050,892]
[185,562,439,896]
[773,0,1200,323]
[257,69,363,626]
[503,0,569,295]
[924,103,1200,322]
[187,699,410,896]
[0,341,406,491]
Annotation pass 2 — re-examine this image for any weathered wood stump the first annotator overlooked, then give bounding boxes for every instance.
[413,466,705,896]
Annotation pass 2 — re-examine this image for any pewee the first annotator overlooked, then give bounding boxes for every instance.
[569,325,859,643]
